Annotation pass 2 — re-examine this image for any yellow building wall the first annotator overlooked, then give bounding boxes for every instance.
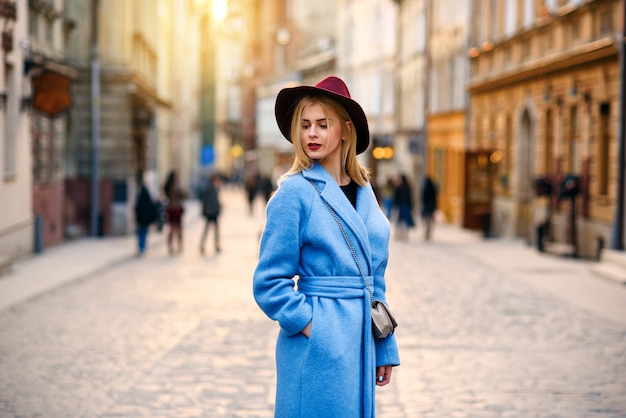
[427,111,467,225]
[469,57,619,255]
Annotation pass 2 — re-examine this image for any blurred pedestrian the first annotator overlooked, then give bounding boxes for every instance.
[253,75,400,417]
[199,173,222,255]
[244,172,258,216]
[134,183,157,256]
[380,177,395,219]
[163,170,187,255]
[258,175,275,203]
[392,174,415,241]
[421,175,438,241]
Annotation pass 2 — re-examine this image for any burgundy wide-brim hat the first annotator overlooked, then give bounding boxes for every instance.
[274,76,370,155]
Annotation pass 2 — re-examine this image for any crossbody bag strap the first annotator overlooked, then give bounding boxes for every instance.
[308,179,376,305]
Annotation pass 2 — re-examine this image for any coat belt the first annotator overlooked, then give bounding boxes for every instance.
[297,275,373,298]
[298,274,377,417]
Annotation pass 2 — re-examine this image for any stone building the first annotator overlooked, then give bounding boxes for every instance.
[425,0,472,227]
[64,0,203,236]
[27,0,77,248]
[211,0,245,178]
[249,0,339,180]
[249,0,295,179]
[394,0,429,203]
[468,0,621,258]
[336,0,398,185]
[0,0,32,262]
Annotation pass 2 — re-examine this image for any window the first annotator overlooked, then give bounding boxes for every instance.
[415,11,426,53]
[29,8,39,41]
[545,0,558,11]
[490,0,498,39]
[503,114,512,190]
[3,64,16,178]
[523,0,535,28]
[567,105,579,173]
[475,115,482,148]
[473,0,485,43]
[522,39,531,59]
[598,103,610,195]
[456,53,467,108]
[489,114,496,149]
[504,0,516,37]
[600,9,613,36]
[45,18,54,49]
[435,148,445,194]
[545,109,553,173]
[546,30,553,50]
[571,19,580,41]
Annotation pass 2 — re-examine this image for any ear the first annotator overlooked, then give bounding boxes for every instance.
[345,120,353,135]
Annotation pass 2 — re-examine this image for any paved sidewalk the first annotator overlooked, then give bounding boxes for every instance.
[0,191,476,312]
[1,187,626,417]
[0,200,201,312]
[461,238,626,325]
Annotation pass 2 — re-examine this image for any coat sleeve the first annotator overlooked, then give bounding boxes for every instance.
[253,179,313,336]
[371,258,400,367]
[368,190,401,368]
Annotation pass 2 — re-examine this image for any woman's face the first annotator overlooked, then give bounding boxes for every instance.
[300,102,344,167]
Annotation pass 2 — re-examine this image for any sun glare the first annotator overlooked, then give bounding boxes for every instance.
[213,0,228,22]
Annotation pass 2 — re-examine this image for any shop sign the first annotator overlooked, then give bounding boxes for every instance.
[32,71,72,117]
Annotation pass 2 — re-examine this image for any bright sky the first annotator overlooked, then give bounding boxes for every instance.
[213,0,228,22]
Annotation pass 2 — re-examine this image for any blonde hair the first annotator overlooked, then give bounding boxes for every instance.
[281,96,370,186]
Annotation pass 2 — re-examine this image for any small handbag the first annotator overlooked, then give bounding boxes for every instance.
[309,180,398,340]
[371,299,399,340]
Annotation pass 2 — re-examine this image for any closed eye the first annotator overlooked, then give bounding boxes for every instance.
[301,120,328,129]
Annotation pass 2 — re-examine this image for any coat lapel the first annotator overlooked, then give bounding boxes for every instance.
[302,163,373,274]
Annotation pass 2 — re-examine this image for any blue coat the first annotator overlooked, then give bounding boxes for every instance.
[253,162,400,417]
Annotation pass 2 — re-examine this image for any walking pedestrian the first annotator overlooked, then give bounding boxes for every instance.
[253,75,400,417]
[380,177,395,219]
[134,183,157,256]
[392,174,415,241]
[421,175,438,241]
[258,175,275,203]
[199,173,222,255]
[244,172,258,216]
[163,170,187,255]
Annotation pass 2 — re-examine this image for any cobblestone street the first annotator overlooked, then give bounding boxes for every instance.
[0,188,625,417]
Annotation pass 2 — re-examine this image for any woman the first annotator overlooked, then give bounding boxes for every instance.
[163,170,186,254]
[199,172,222,255]
[134,183,157,256]
[253,76,400,417]
[392,174,415,242]
[421,175,438,241]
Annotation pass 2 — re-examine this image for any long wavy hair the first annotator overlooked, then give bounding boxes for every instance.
[281,96,370,186]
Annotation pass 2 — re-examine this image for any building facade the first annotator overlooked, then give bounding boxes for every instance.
[426,0,472,227]
[468,0,621,257]
[64,0,203,236]
[394,0,429,211]
[28,0,77,248]
[212,0,245,179]
[337,0,398,185]
[250,0,339,181]
[0,0,32,260]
